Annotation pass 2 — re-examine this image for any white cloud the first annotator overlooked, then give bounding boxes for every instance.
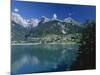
[14,8,19,12]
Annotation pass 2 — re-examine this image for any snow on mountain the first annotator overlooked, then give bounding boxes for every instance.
[28,18,40,27]
[11,12,81,29]
[64,17,81,25]
[64,17,73,23]
[39,16,50,24]
[11,12,28,27]
[11,12,40,28]
[60,24,66,34]
[61,30,66,34]
[53,13,57,19]
[52,13,57,20]
[51,14,62,22]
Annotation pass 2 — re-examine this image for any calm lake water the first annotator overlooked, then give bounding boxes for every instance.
[11,44,79,74]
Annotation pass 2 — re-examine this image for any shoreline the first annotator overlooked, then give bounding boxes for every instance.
[11,42,79,45]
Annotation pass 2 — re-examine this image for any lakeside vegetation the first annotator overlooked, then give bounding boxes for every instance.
[11,33,81,45]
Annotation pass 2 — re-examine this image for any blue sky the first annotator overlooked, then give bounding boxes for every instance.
[11,0,96,23]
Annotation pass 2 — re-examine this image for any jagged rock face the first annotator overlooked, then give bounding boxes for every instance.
[11,12,28,27]
[11,12,40,28]
[64,17,81,25]
[39,16,49,24]
[28,18,40,27]
[64,17,73,23]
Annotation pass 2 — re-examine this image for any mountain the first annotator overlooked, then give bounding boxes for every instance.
[11,13,83,40]
[31,20,63,37]
[64,17,81,26]
[39,16,50,24]
[52,13,57,20]
[27,18,40,27]
[11,21,29,41]
[31,19,83,37]
[11,12,40,28]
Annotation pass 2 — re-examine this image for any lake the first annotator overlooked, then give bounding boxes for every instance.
[11,44,79,74]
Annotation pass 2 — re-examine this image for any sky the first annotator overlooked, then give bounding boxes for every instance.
[11,0,96,23]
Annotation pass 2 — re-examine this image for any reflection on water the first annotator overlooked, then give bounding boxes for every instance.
[11,44,79,74]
